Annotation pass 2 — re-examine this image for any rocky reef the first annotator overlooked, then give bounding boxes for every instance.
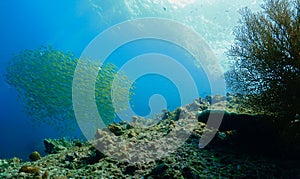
[0,95,299,178]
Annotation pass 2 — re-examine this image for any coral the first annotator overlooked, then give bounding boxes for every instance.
[226,0,300,117]
[44,138,73,154]
[0,95,299,178]
[29,151,41,161]
[225,0,300,155]
[42,170,49,179]
[19,165,40,174]
[108,123,125,136]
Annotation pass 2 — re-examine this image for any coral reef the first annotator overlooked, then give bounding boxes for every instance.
[29,151,41,161]
[19,165,40,174]
[0,95,299,178]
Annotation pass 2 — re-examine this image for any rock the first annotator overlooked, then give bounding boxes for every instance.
[197,110,259,132]
[95,129,109,139]
[198,97,210,110]
[8,157,22,164]
[44,138,72,154]
[65,152,79,162]
[132,116,138,122]
[197,110,282,153]
[205,95,227,104]
[123,165,137,175]
[162,111,171,120]
[186,99,202,111]
[44,140,65,154]
[74,140,83,147]
[83,148,105,164]
[108,123,125,136]
[119,120,134,130]
[19,165,41,174]
[128,131,137,138]
[42,170,49,179]
[29,151,42,161]
[182,166,199,179]
[146,163,169,178]
[1,94,299,178]
[0,160,9,168]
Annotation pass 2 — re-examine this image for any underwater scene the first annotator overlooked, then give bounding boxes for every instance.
[0,0,299,178]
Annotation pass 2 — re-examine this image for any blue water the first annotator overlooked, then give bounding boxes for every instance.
[0,0,263,160]
[0,0,99,159]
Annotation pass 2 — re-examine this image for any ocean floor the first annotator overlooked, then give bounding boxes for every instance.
[1,95,299,178]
